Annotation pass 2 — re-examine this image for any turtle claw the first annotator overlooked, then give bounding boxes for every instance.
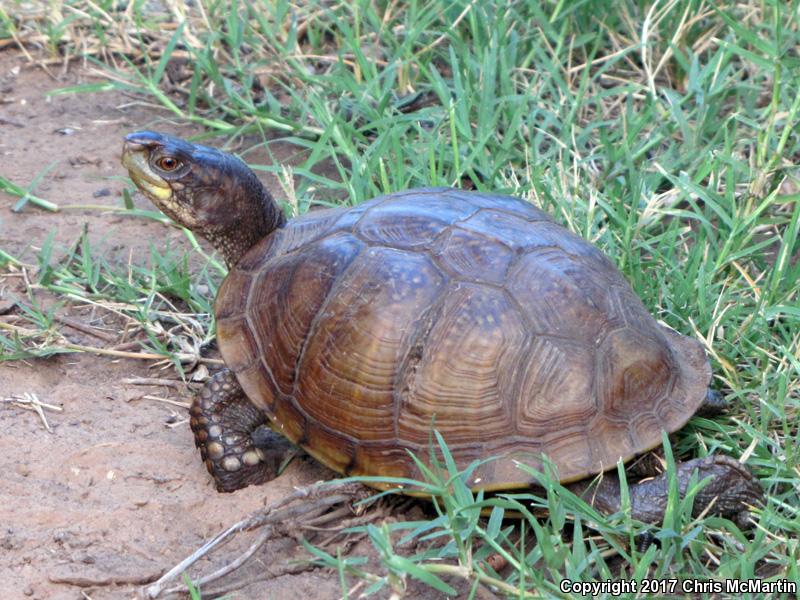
[190,369,291,492]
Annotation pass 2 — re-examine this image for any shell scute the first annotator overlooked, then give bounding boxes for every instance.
[245,233,364,397]
[355,195,479,248]
[444,189,553,222]
[508,248,622,341]
[397,284,525,446]
[515,336,598,436]
[596,327,676,423]
[432,228,514,284]
[294,247,446,442]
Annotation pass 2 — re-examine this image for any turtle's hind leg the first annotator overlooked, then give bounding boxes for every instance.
[569,455,763,527]
[190,369,293,492]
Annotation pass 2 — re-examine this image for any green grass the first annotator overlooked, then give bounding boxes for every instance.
[308,432,778,598]
[0,226,220,374]
[2,0,799,597]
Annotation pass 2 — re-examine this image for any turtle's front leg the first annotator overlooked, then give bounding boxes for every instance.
[190,369,294,492]
[569,455,763,527]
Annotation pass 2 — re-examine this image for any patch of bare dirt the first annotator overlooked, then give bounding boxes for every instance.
[0,50,363,600]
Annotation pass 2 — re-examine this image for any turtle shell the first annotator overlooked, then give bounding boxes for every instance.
[215,188,710,491]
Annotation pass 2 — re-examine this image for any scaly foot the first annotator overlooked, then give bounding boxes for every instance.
[190,369,293,492]
[570,455,762,527]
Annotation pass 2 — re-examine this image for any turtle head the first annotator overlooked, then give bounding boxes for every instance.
[122,131,285,266]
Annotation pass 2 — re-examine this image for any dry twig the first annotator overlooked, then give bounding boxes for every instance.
[52,313,118,342]
[1,392,63,432]
[0,321,223,365]
[139,394,191,409]
[121,377,201,389]
[143,479,373,599]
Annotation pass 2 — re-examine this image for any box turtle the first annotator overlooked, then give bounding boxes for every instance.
[122,131,761,524]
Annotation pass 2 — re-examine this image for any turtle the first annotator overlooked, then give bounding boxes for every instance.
[121,131,762,525]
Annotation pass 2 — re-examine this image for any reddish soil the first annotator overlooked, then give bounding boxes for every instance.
[0,50,368,600]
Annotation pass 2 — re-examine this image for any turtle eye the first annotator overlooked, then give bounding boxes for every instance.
[156,156,181,171]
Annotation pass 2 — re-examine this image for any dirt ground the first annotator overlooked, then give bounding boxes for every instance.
[0,49,392,600]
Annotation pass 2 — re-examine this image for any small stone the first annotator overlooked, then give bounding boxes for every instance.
[191,364,209,382]
[92,187,111,198]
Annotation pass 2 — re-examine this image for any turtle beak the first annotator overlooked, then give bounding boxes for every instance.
[121,132,173,201]
[122,131,164,163]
